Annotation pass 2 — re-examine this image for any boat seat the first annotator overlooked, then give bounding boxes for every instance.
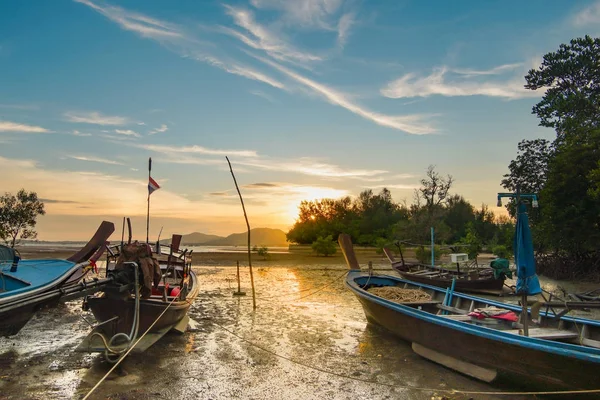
[441,314,472,322]
[437,304,469,315]
[524,328,579,340]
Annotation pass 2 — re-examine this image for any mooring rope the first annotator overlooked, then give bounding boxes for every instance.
[211,321,600,397]
[82,293,181,400]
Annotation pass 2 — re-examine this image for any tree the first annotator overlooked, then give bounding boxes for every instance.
[537,130,600,257]
[525,35,600,134]
[0,190,46,247]
[311,235,337,256]
[460,222,482,264]
[418,165,453,212]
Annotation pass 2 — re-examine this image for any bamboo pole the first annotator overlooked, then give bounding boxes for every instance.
[226,157,256,309]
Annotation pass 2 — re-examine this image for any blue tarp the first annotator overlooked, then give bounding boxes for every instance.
[514,202,541,295]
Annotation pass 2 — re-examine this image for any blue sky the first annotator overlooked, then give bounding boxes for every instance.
[0,0,598,240]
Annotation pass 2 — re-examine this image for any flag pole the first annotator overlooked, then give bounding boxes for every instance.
[146,157,151,244]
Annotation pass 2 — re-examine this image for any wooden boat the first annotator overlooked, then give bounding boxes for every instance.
[0,221,115,336]
[382,247,506,295]
[342,235,600,392]
[77,235,198,357]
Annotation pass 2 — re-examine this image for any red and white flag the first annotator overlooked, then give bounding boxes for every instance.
[148,177,160,195]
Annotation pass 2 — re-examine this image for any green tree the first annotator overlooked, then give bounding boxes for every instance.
[538,130,600,257]
[257,246,269,260]
[443,195,474,243]
[418,165,454,213]
[0,190,46,248]
[311,235,337,256]
[461,223,482,264]
[501,139,554,220]
[525,35,600,133]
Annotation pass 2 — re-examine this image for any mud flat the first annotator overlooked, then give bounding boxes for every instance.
[0,262,534,400]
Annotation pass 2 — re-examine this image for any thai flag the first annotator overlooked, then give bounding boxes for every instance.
[148,177,160,195]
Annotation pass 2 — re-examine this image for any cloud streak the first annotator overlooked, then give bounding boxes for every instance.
[381,65,540,100]
[0,120,49,133]
[572,1,600,26]
[74,0,181,39]
[76,0,287,90]
[115,129,141,138]
[148,124,168,135]
[254,55,437,134]
[65,111,130,125]
[223,5,322,64]
[68,155,125,165]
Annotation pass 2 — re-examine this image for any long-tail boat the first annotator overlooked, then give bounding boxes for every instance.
[0,221,115,336]
[382,247,507,295]
[341,234,600,393]
[76,232,198,359]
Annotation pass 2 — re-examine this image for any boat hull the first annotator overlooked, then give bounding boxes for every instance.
[347,272,600,392]
[395,269,505,293]
[87,271,198,337]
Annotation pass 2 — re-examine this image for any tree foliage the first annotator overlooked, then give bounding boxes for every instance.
[418,165,454,212]
[0,190,46,248]
[525,35,600,133]
[252,245,270,260]
[504,36,600,277]
[311,235,337,256]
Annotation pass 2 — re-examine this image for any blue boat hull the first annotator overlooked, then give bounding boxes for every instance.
[346,271,600,392]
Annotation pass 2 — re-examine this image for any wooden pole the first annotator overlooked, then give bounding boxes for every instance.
[120,217,125,248]
[237,260,241,293]
[226,157,255,308]
[338,234,360,270]
[146,157,151,244]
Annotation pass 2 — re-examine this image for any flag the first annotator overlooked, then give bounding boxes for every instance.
[148,176,160,195]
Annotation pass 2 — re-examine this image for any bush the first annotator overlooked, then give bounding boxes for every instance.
[252,245,269,260]
[492,245,511,259]
[311,235,337,256]
[415,246,443,264]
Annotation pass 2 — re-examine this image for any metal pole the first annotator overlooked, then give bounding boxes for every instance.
[516,185,529,336]
[431,227,435,267]
[237,261,241,293]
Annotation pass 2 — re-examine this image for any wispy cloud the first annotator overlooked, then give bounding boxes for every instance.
[192,54,285,89]
[366,183,419,190]
[74,0,182,39]
[0,104,40,110]
[76,0,286,90]
[0,120,49,133]
[381,65,540,100]
[72,130,92,137]
[253,55,437,134]
[337,13,354,48]
[68,155,125,165]
[65,111,130,125]
[451,63,523,77]
[223,5,322,64]
[572,1,600,26]
[138,143,259,158]
[243,182,281,188]
[148,124,168,135]
[250,90,275,102]
[115,129,141,138]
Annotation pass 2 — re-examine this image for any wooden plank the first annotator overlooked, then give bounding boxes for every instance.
[581,337,600,349]
[338,234,360,270]
[526,328,578,340]
[412,343,497,383]
[440,314,472,322]
[171,315,189,334]
[436,304,469,315]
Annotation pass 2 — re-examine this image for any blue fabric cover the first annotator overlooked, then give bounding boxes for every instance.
[514,203,541,295]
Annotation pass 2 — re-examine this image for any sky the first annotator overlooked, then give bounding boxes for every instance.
[0,0,598,241]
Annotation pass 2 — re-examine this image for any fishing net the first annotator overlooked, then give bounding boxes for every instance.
[367,286,431,303]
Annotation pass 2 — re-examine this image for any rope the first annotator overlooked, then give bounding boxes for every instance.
[82,292,182,400]
[211,321,600,397]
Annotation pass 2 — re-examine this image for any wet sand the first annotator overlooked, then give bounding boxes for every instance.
[1,251,597,399]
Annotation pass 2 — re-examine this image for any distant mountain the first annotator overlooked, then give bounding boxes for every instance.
[204,228,288,247]
[160,232,224,245]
